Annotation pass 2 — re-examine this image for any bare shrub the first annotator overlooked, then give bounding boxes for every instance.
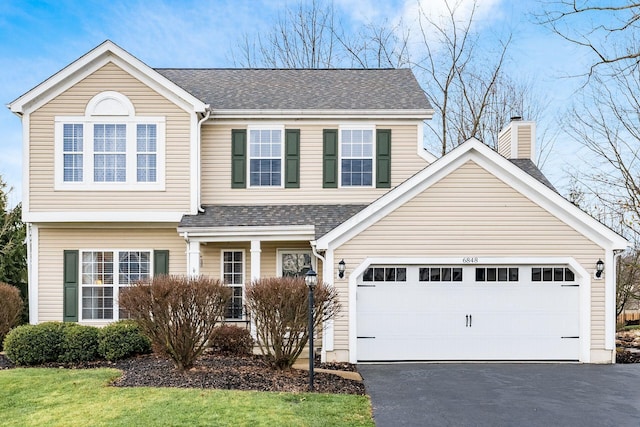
[245,276,340,370]
[209,324,254,355]
[0,282,23,349]
[119,275,231,371]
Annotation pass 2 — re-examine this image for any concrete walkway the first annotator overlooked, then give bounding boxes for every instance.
[359,363,640,427]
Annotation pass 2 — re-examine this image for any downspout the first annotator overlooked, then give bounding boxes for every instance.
[310,241,326,266]
[196,107,211,213]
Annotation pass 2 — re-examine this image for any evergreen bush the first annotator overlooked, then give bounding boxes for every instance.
[97,320,151,361]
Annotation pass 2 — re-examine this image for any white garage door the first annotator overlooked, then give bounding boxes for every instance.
[356,265,580,361]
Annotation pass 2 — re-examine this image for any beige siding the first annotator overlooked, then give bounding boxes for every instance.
[333,160,605,354]
[30,62,192,212]
[37,226,186,323]
[517,125,532,159]
[201,122,426,204]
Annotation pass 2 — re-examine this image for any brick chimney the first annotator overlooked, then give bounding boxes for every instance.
[497,117,536,162]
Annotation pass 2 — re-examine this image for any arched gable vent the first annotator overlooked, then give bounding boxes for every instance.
[85,91,135,116]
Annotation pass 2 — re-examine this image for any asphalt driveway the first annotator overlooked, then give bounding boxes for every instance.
[359,363,640,427]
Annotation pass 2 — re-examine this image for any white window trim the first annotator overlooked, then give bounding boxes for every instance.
[79,248,153,323]
[276,248,315,277]
[220,249,246,321]
[54,92,166,191]
[247,124,285,189]
[338,124,376,188]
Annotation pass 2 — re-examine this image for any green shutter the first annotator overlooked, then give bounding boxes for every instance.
[231,129,247,188]
[285,129,300,188]
[154,250,169,276]
[323,129,338,188]
[63,250,79,322]
[376,129,391,188]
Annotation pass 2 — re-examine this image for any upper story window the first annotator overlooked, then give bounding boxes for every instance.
[341,127,374,187]
[249,127,283,187]
[55,91,165,191]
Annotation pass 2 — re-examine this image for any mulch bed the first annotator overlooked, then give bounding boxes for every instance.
[0,351,365,395]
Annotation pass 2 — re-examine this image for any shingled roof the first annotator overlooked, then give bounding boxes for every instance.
[155,68,431,111]
[179,204,369,239]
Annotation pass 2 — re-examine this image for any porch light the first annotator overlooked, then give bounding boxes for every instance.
[595,259,604,278]
[338,259,346,279]
[305,267,317,391]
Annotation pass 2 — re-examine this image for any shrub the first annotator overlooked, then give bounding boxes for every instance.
[119,275,230,371]
[59,324,100,363]
[245,277,341,370]
[98,320,151,361]
[0,282,23,350]
[3,322,66,365]
[209,325,254,355]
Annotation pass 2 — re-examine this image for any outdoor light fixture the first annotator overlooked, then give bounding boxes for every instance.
[305,267,317,391]
[338,259,346,279]
[595,259,604,278]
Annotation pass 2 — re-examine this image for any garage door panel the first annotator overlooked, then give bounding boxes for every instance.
[356,265,581,361]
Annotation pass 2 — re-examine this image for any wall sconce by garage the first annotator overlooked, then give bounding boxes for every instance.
[338,259,346,279]
[595,259,604,278]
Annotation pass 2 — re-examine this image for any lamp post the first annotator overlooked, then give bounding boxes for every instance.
[305,267,317,391]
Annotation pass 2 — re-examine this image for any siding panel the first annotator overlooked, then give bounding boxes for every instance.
[30,63,191,212]
[38,227,186,323]
[332,160,605,356]
[201,123,426,204]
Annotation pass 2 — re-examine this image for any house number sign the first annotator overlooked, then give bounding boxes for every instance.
[462,257,479,263]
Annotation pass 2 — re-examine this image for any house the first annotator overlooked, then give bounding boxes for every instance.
[8,41,628,364]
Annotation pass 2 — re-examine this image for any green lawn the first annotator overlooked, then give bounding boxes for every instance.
[0,368,374,427]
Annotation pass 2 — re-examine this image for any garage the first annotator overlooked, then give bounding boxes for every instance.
[356,264,581,361]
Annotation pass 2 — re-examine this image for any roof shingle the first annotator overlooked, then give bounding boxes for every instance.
[179,204,368,239]
[155,68,431,111]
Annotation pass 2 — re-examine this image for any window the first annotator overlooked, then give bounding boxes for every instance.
[94,124,126,182]
[363,267,406,282]
[249,128,282,186]
[475,267,519,282]
[419,267,463,282]
[279,250,313,277]
[81,250,151,321]
[55,91,165,190]
[63,124,83,182]
[532,267,575,282]
[222,251,244,320]
[341,128,373,186]
[136,124,157,182]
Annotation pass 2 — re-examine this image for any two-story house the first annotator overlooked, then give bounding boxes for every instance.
[9,41,627,364]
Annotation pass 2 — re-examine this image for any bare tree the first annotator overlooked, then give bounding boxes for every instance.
[617,250,640,317]
[230,0,550,162]
[336,19,413,68]
[231,0,339,68]
[537,1,640,79]
[562,62,640,243]
[412,0,548,156]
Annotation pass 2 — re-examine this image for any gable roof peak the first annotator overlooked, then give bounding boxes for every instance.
[8,40,207,115]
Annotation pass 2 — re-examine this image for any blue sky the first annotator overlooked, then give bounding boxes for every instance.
[0,0,593,207]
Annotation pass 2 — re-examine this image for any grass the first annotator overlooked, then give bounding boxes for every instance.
[0,368,374,427]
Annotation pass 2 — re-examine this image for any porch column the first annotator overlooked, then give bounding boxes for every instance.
[187,240,200,277]
[249,240,261,340]
[250,240,261,280]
